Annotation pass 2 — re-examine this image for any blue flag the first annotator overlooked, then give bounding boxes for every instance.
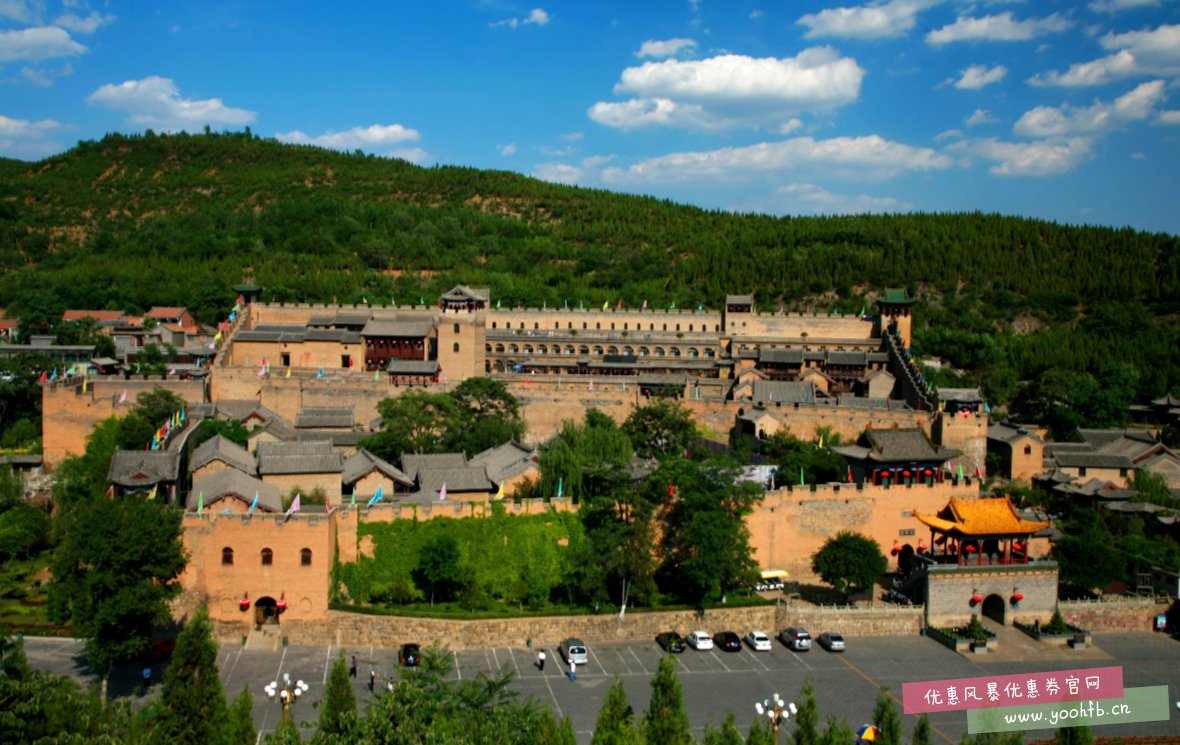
[557,477,563,499]
[248,491,259,515]
[367,484,384,508]
[316,368,324,378]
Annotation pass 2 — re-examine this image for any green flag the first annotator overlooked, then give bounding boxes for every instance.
[197,492,203,515]
[799,467,805,486]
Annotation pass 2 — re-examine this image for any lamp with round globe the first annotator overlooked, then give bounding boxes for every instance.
[754,693,797,744]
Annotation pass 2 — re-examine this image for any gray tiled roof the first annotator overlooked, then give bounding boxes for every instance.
[1050,452,1133,469]
[751,380,818,404]
[759,348,802,364]
[295,430,365,447]
[341,449,414,486]
[362,318,434,338]
[442,285,490,302]
[401,453,468,480]
[189,435,257,475]
[188,470,281,513]
[862,429,958,463]
[725,294,754,306]
[387,359,440,375]
[469,441,538,484]
[826,351,867,366]
[295,407,355,429]
[108,450,181,487]
[939,388,985,403]
[987,423,1042,444]
[257,440,343,475]
[417,466,494,493]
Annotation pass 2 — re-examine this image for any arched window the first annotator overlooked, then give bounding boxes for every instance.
[670,347,681,357]
[301,548,313,566]
[1024,445,1032,455]
[639,347,649,357]
[607,346,618,355]
[495,343,504,353]
[453,342,460,353]
[655,347,665,356]
[579,345,589,354]
[523,345,533,354]
[491,322,497,329]
[593,346,604,355]
[221,547,234,565]
[453,323,460,334]
[261,548,273,566]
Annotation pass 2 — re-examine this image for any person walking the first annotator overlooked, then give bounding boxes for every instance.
[368,670,377,692]
[568,659,576,681]
[537,650,546,671]
[349,655,357,678]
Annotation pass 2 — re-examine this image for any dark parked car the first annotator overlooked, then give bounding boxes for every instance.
[656,632,686,653]
[399,643,421,666]
[715,631,742,652]
[817,632,845,652]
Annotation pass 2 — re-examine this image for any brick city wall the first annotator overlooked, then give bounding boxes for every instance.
[41,378,207,468]
[1059,597,1173,633]
[749,480,980,581]
[935,411,989,477]
[925,565,1059,628]
[207,602,921,648]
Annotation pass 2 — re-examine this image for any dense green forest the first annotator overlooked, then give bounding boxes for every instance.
[2,130,1178,405]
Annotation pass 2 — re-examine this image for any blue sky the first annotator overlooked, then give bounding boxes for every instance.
[2,1,1179,234]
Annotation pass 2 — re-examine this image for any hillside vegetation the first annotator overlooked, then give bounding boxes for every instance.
[1,130,1178,408]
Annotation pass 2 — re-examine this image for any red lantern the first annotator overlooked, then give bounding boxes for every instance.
[1011,593,1024,603]
[971,594,983,604]
[965,544,976,553]
[891,545,900,555]
[276,599,288,611]
[1013,541,1025,551]
[239,598,250,611]
[917,542,929,551]
[935,535,946,546]
[924,468,933,476]
[902,470,911,478]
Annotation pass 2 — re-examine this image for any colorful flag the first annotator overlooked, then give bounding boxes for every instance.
[374,370,380,381]
[180,406,186,422]
[38,371,47,383]
[642,299,648,309]
[350,490,356,508]
[847,465,854,483]
[82,378,88,392]
[943,460,953,471]
[325,492,331,513]
[494,482,505,501]
[602,300,609,311]
[228,311,236,322]
[588,379,594,391]
[496,298,501,309]
[617,300,623,309]
[958,465,965,480]
[236,294,244,305]
[258,364,266,377]
[286,493,301,518]
[286,366,292,378]
[367,485,383,508]
[668,484,675,497]
[438,482,447,501]
[197,492,204,515]
[106,484,114,497]
[669,301,676,309]
[316,368,324,378]
[557,477,563,499]
[975,465,983,479]
[49,368,57,381]
[248,491,259,515]
[800,468,805,486]
[147,484,158,501]
[859,305,866,317]
[818,434,824,448]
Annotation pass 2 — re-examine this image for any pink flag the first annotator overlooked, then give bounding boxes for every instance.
[974,465,983,479]
[325,493,331,514]
[285,493,301,518]
[119,389,127,403]
[847,465,854,483]
[439,482,447,501]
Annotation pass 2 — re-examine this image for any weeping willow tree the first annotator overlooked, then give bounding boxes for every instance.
[538,409,632,502]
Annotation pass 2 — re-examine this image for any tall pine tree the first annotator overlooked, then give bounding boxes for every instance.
[318,652,358,735]
[642,655,694,745]
[149,605,231,745]
[591,676,642,745]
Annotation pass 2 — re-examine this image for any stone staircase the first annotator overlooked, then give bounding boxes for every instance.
[245,624,283,651]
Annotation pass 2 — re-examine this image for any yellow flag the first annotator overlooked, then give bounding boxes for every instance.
[818,435,824,448]
[602,300,609,310]
[494,482,505,501]
[82,378,88,392]
[147,483,158,500]
[285,366,291,378]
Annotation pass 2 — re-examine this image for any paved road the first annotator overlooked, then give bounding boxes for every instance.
[20,630,1180,743]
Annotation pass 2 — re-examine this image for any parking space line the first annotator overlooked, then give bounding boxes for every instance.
[675,654,693,673]
[453,651,462,680]
[491,647,500,672]
[711,650,732,672]
[612,647,634,675]
[507,648,521,677]
[835,655,954,745]
[587,647,606,676]
[789,650,813,670]
[628,647,650,675]
[747,652,772,672]
[322,645,332,685]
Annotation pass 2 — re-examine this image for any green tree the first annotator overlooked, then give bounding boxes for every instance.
[792,678,820,745]
[656,457,762,607]
[135,388,185,427]
[1055,726,1094,745]
[818,715,853,745]
[1052,511,1124,592]
[450,377,527,455]
[871,687,902,745]
[51,416,121,508]
[363,390,460,459]
[591,676,642,745]
[414,533,463,605]
[642,655,694,745]
[318,652,357,735]
[227,686,256,745]
[149,605,231,745]
[623,399,697,459]
[702,713,745,745]
[264,716,302,745]
[191,418,250,449]
[539,409,633,503]
[137,343,168,376]
[0,504,50,560]
[811,531,887,598]
[911,714,932,745]
[580,471,658,614]
[49,497,187,697]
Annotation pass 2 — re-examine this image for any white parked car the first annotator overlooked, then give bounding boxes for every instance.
[745,630,772,651]
[685,630,713,650]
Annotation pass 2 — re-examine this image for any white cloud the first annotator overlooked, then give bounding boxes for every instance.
[590,48,865,131]
[935,128,964,141]
[559,131,583,142]
[600,134,953,184]
[955,63,1007,89]
[0,112,63,159]
[533,162,584,185]
[1030,23,1180,86]
[1157,110,1180,124]
[497,143,516,156]
[0,1,45,24]
[0,25,86,62]
[86,76,257,130]
[275,124,422,157]
[637,38,697,59]
[55,10,114,34]
[492,8,550,29]
[926,12,1071,44]
[777,118,804,135]
[776,182,913,214]
[947,136,1093,175]
[749,10,764,19]
[966,108,998,126]
[19,61,70,86]
[1013,80,1166,137]
[798,0,936,40]
[1088,0,1158,13]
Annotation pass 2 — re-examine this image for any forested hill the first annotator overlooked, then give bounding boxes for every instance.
[1,131,1178,409]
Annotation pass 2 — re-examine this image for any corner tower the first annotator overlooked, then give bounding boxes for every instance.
[876,288,915,348]
[436,285,488,383]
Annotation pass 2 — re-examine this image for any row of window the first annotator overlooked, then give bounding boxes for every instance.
[486,344,717,358]
[222,547,312,566]
[492,320,721,333]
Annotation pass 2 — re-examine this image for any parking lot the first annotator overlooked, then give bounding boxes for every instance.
[20,631,1180,742]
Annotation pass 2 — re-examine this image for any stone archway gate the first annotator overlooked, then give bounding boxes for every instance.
[924,562,1059,629]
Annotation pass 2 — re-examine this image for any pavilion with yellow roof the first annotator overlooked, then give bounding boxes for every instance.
[913,496,1050,567]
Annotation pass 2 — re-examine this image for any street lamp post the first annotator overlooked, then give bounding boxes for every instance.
[754,694,797,745]
[265,672,310,720]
